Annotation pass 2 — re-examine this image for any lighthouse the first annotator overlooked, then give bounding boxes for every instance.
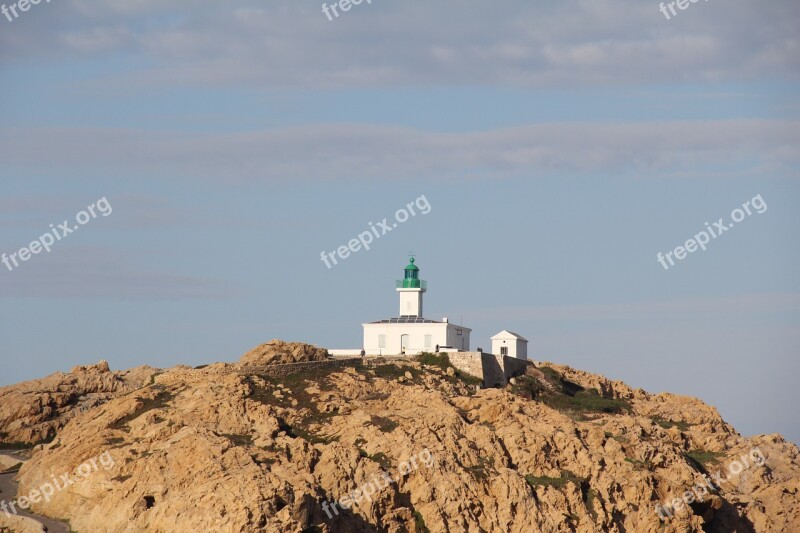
[327,255,532,387]
[360,256,471,355]
[397,257,426,317]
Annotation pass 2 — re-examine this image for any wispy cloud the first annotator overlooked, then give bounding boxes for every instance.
[0,246,229,300]
[1,0,797,88]
[1,120,797,182]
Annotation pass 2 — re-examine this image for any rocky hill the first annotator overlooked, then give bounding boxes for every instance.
[0,361,159,446]
[1,344,798,532]
[239,339,330,366]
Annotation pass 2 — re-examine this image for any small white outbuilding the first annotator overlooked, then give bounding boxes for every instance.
[491,330,528,360]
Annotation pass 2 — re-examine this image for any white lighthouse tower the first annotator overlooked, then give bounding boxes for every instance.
[397,257,425,317]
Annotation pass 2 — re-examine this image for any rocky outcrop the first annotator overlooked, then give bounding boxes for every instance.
[0,453,23,471]
[239,339,329,366]
[0,361,159,445]
[5,355,800,532]
[0,514,46,533]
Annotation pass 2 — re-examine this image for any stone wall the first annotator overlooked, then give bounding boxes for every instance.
[238,358,363,378]
[482,354,507,388]
[447,352,530,388]
[447,352,485,381]
[501,355,529,382]
[237,353,528,388]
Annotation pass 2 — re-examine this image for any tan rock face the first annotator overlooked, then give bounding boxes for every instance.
[0,361,159,445]
[0,514,46,533]
[0,453,22,470]
[5,356,800,533]
[239,340,329,366]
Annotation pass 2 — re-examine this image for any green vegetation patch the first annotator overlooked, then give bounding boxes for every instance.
[625,457,649,470]
[0,441,36,451]
[247,367,336,411]
[510,375,544,399]
[536,366,587,396]
[222,433,254,447]
[684,450,725,471]
[372,363,423,383]
[538,365,563,382]
[525,470,584,490]
[652,416,692,432]
[413,511,431,533]
[293,426,337,445]
[466,455,496,481]
[275,366,338,392]
[248,369,346,445]
[542,392,631,416]
[452,370,483,388]
[585,487,599,521]
[515,367,630,416]
[415,352,450,371]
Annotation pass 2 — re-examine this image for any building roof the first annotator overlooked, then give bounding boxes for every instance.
[365,318,472,331]
[369,317,441,324]
[491,330,528,341]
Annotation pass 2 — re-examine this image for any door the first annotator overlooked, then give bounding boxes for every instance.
[401,334,409,354]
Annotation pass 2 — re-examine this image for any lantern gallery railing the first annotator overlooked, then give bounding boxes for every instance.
[396,279,427,289]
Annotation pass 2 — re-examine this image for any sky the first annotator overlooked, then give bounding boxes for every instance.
[1,0,798,445]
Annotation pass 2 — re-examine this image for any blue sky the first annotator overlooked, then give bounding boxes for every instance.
[1,0,799,444]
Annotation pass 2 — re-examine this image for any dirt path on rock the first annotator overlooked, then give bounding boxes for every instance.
[0,452,69,533]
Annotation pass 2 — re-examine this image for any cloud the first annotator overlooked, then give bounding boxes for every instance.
[60,26,133,54]
[0,194,193,230]
[0,0,797,88]
[1,120,797,182]
[0,246,229,300]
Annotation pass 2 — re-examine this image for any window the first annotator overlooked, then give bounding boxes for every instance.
[500,346,508,356]
[456,329,462,336]
[378,335,386,349]
[424,335,432,348]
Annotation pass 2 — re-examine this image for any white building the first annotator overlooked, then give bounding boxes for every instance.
[491,330,528,360]
[361,257,471,355]
[329,256,532,362]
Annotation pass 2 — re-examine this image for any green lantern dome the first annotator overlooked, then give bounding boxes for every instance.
[397,256,426,289]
